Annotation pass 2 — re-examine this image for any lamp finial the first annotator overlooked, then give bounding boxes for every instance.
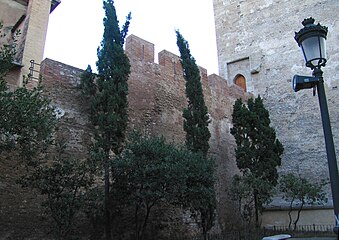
[302,18,315,27]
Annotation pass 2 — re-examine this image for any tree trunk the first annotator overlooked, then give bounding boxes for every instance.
[135,204,140,240]
[254,190,259,227]
[202,225,207,240]
[288,198,295,230]
[293,201,304,231]
[104,153,112,240]
[201,208,209,240]
[140,203,153,240]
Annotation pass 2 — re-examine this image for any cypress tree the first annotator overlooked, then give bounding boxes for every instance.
[231,96,284,226]
[80,1,131,239]
[176,30,215,240]
[176,30,211,159]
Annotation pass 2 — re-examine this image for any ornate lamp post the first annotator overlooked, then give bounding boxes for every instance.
[294,17,339,234]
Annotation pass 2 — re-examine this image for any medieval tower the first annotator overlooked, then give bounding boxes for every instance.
[213,0,339,226]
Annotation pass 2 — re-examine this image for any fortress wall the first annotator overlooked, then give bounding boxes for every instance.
[47,34,250,233]
[41,58,93,158]
[0,34,250,237]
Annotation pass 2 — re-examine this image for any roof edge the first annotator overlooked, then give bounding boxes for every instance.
[50,0,60,13]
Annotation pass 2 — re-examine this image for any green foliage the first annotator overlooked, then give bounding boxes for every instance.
[19,141,94,240]
[0,80,57,165]
[94,1,131,155]
[176,30,215,239]
[80,0,131,156]
[79,65,96,115]
[79,1,131,239]
[182,150,216,238]
[228,175,254,226]
[113,133,186,240]
[82,187,105,240]
[1,19,93,240]
[230,96,284,225]
[280,173,327,230]
[176,30,211,159]
[0,24,57,166]
[112,132,215,240]
[1,23,87,239]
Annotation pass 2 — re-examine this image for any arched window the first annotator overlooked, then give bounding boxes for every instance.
[234,74,246,92]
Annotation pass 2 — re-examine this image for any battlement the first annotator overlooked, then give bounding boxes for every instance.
[124,34,247,100]
[158,50,183,75]
[125,34,155,63]
[125,34,211,79]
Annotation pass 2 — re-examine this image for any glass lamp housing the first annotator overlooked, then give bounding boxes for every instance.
[294,18,328,69]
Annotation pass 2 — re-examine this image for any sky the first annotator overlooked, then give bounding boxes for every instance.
[44,0,219,75]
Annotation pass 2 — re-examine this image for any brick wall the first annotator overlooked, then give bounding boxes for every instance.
[0,34,250,238]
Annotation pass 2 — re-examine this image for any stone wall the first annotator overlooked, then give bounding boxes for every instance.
[262,208,334,228]
[213,0,339,226]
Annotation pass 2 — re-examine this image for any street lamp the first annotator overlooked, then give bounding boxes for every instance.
[294,17,339,234]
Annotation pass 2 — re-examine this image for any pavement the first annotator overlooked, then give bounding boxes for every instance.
[290,238,337,240]
[263,235,337,240]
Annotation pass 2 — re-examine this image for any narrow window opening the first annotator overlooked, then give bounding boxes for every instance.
[234,74,247,92]
[142,45,145,61]
[172,58,176,74]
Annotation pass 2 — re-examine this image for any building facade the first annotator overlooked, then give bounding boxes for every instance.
[213,0,339,227]
[0,0,59,88]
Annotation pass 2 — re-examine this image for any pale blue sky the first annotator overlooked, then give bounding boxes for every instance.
[44,0,219,75]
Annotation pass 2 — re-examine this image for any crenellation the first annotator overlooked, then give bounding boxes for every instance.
[158,49,183,76]
[198,66,209,91]
[125,35,216,83]
[125,34,155,63]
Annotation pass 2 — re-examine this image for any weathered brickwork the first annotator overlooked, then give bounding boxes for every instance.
[41,58,93,158]
[125,35,253,230]
[125,35,251,231]
[0,59,89,240]
[0,34,250,237]
[213,0,339,226]
[0,155,53,239]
